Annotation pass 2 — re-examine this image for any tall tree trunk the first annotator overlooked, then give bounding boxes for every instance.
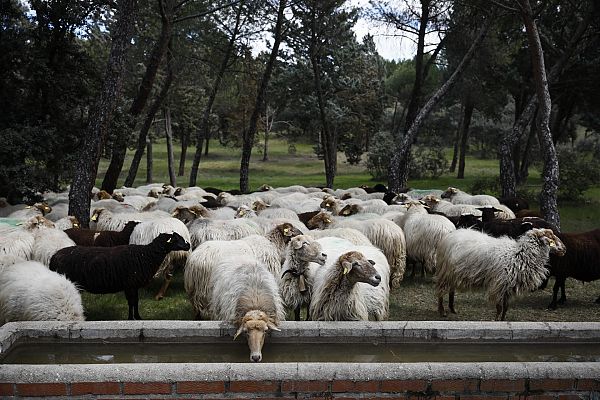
[239,0,287,193]
[388,21,489,192]
[164,106,177,187]
[519,0,560,229]
[457,99,475,179]
[517,109,537,184]
[146,133,153,184]
[449,103,464,173]
[189,2,243,186]
[204,135,210,156]
[178,131,188,176]
[400,0,430,134]
[500,7,591,198]
[262,112,270,162]
[68,0,137,228]
[123,54,175,187]
[101,0,173,192]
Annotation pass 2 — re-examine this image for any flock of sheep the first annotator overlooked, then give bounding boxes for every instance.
[0,183,598,362]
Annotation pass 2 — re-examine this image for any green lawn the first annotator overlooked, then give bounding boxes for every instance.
[85,136,600,322]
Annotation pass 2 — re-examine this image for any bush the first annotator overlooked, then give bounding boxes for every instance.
[557,147,600,201]
[366,131,448,180]
[469,176,501,197]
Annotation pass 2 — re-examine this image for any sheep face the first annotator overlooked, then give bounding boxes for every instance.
[147,188,161,198]
[291,235,327,266]
[235,205,255,219]
[234,310,280,362]
[319,196,337,212]
[173,187,185,196]
[340,193,352,200]
[392,193,411,204]
[96,190,112,200]
[112,192,125,202]
[339,251,381,287]
[421,195,440,207]
[530,228,566,256]
[172,205,207,224]
[21,215,54,230]
[340,204,360,216]
[276,223,302,243]
[306,212,332,230]
[259,184,273,192]
[90,208,105,222]
[441,187,459,199]
[68,216,80,229]
[252,200,269,212]
[157,232,191,252]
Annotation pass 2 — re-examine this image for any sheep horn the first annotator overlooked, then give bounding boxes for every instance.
[267,321,281,331]
[233,325,244,340]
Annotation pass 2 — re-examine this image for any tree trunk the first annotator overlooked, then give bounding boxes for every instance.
[68,0,137,228]
[388,20,489,192]
[400,0,430,134]
[499,7,591,198]
[123,56,175,187]
[519,0,560,229]
[457,99,475,179]
[517,110,537,184]
[204,135,210,156]
[189,1,243,186]
[239,0,287,193]
[449,103,464,173]
[178,131,188,176]
[262,119,270,162]
[164,106,177,187]
[146,133,153,184]
[101,0,173,192]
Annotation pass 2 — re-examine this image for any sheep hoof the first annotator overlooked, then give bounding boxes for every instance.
[595,297,600,304]
[154,294,164,301]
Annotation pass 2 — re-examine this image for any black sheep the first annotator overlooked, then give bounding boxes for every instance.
[297,210,320,227]
[49,232,190,320]
[64,221,140,247]
[499,196,530,213]
[545,229,600,310]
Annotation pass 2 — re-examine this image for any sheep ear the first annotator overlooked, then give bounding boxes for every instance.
[342,261,352,275]
[233,325,244,340]
[267,321,281,331]
[368,259,375,265]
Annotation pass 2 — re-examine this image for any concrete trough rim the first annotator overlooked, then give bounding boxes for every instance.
[2,320,600,385]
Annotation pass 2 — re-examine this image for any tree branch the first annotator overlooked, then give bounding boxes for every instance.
[174,0,244,24]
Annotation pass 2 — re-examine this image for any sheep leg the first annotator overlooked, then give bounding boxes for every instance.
[500,294,509,321]
[548,278,561,310]
[125,288,142,320]
[437,297,447,317]
[448,291,456,314]
[495,302,502,321]
[595,295,600,304]
[294,305,301,321]
[558,279,567,305]
[154,273,173,301]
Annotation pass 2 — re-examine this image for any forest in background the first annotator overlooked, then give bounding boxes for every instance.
[1,0,599,229]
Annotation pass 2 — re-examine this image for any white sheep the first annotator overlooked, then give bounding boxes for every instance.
[0,260,85,323]
[208,260,284,362]
[279,235,327,320]
[8,202,52,219]
[435,228,566,320]
[186,218,263,248]
[0,225,35,260]
[184,223,302,319]
[54,216,80,230]
[441,187,500,206]
[91,208,171,231]
[309,237,389,321]
[128,217,192,300]
[421,195,482,217]
[31,224,77,267]
[308,212,406,288]
[306,227,372,246]
[401,204,456,274]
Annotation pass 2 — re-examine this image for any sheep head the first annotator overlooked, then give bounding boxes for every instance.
[90,208,105,222]
[235,205,255,219]
[259,184,273,192]
[392,193,411,204]
[340,192,352,200]
[147,188,161,198]
[252,199,270,212]
[234,310,280,363]
[306,212,333,230]
[68,216,80,229]
[28,202,52,216]
[441,187,459,199]
[172,205,207,223]
[96,190,112,200]
[421,195,440,207]
[112,192,125,202]
[21,215,55,230]
[337,251,381,287]
[157,232,191,252]
[340,204,360,216]
[530,228,566,256]
[290,235,327,266]
[173,187,185,196]
[275,223,302,243]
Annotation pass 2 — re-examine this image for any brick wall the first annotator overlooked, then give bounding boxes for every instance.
[1,377,597,398]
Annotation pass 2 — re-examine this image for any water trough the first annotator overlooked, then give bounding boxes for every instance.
[1,320,599,398]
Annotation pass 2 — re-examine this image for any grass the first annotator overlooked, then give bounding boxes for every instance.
[86,136,600,322]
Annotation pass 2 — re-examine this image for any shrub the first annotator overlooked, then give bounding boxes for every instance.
[557,147,600,201]
[366,131,396,180]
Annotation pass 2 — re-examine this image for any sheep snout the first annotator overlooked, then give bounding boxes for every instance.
[369,274,382,286]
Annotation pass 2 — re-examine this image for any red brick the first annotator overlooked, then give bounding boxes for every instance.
[177,381,225,394]
[529,379,574,391]
[71,382,121,395]
[0,383,14,396]
[577,379,600,391]
[558,396,584,400]
[17,383,67,397]
[460,396,509,400]
[431,379,479,392]
[524,396,556,400]
[432,396,456,400]
[282,380,330,392]
[123,382,171,395]
[480,379,526,393]
[381,379,428,392]
[229,380,279,392]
